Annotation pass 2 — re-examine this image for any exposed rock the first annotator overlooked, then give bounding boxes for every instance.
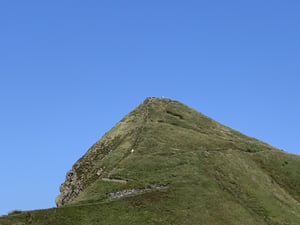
[55,169,83,207]
[96,168,103,176]
[107,184,168,199]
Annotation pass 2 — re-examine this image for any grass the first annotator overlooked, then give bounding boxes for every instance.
[1,97,299,225]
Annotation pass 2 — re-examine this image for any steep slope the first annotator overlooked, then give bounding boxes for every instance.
[1,97,300,225]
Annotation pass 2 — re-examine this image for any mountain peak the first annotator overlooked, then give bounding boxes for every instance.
[2,98,300,224]
[55,97,273,207]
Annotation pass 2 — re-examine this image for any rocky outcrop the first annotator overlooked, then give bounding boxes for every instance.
[107,184,168,199]
[55,169,83,207]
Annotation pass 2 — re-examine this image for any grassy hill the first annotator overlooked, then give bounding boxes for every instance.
[1,97,299,225]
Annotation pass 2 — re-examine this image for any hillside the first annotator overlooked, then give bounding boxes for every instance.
[1,97,300,225]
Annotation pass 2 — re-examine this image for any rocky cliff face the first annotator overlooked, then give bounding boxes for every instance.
[55,169,83,206]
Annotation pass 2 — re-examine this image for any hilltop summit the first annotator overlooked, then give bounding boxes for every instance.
[2,98,300,225]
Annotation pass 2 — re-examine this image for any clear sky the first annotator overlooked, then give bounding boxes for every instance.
[0,0,299,215]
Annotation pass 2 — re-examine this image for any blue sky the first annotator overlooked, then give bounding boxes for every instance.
[0,0,299,215]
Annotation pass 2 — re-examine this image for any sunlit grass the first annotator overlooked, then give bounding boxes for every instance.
[1,98,299,225]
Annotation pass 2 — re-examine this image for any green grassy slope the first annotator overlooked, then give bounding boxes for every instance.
[1,98,299,225]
